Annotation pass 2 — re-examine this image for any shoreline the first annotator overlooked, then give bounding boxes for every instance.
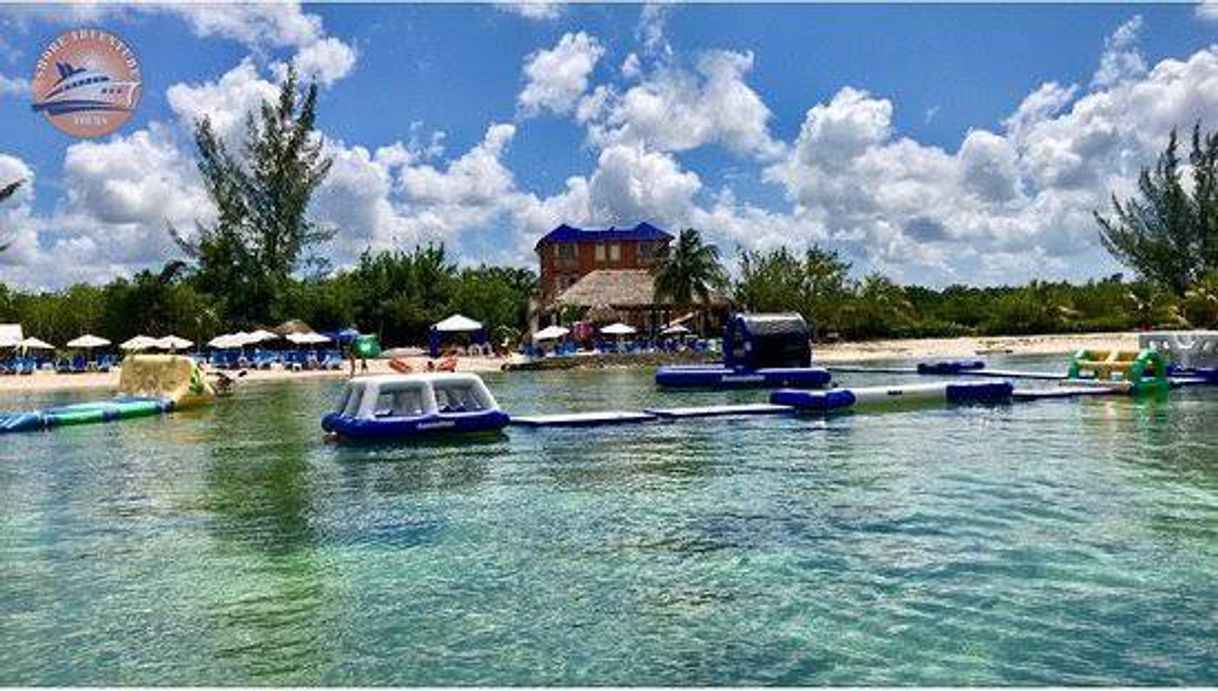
[0,332,1139,398]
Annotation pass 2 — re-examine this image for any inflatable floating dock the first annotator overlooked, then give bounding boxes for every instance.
[771,381,1015,411]
[0,355,213,435]
[655,365,831,389]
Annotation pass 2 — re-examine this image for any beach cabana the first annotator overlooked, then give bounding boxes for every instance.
[429,314,486,357]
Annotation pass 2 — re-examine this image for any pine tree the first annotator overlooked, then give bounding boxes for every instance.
[171,66,333,324]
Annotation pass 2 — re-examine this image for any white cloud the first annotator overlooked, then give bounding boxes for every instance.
[0,154,37,268]
[169,3,325,50]
[761,43,1218,284]
[636,3,671,57]
[0,73,28,98]
[518,32,605,117]
[1197,0,1218,23]
[1092,15,1147,89]
[166,59,280,144]
[586,49,783,159]
[291,36,357,87]
[1003,81,1078,143]
[495,2,563,21]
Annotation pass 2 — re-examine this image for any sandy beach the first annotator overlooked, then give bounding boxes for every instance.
[0,332,1139,398]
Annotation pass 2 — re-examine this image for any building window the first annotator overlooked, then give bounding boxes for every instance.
[595,244,606,262]
[638,242,656,261]
[557,244,575,260]
[609,243,621,261]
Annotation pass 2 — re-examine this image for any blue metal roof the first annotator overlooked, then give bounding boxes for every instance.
[534,222,672,249]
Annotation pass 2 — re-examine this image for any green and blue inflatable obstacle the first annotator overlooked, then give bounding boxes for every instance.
[0,397,172,433]
[0,354,214,435]
[1066,348,1169,395]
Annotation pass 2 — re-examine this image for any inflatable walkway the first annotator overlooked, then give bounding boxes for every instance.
[0,355,214,435]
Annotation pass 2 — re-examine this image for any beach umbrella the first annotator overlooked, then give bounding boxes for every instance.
[248,329,279,343]
[154,335,193,351]
[286,332,331,345]
[661,324,690,336]
[599,322,637,336]
[533,325,570,341]
[207,334,236,349]
[120,335,157,351]
[18,337,53,351]
[67,334,111,349]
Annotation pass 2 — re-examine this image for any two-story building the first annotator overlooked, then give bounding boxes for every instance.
[535,222,673,303]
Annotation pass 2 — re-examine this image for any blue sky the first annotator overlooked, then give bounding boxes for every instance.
[1,2,1217,289]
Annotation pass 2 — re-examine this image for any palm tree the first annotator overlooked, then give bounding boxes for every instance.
[652,228,727,335]
[0,178,23,252]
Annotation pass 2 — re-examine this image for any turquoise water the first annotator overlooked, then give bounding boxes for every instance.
[2,359,1217,685]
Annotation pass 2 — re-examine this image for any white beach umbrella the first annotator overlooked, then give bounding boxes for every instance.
[207,334,235,349]
[120,335,157,351]
[67,334,111,349]
[286,332,331,345]
[248,329,279,343]
[599,322,637,336]
[661,324,690,336]
[18,337,54,350]
[154,335,193,351]
[432,314,483,333]
[533,325,570,341]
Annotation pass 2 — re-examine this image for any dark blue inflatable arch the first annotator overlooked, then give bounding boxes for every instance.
[723,313,812,370]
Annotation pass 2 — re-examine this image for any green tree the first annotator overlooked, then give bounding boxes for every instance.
[652,228,727,328]
[846,273,913,338]
[1096,125,1218,296]
[734,245,852,337]
[1181,270,1218,328]
[172,66,333,325]
[0,178,23,252]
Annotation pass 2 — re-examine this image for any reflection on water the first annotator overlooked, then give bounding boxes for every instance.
[2,362,1218,684]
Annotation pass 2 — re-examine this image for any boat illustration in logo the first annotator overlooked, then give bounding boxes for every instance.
[31,61,141,117]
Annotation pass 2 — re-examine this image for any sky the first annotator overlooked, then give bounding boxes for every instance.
[1,1,1218,290]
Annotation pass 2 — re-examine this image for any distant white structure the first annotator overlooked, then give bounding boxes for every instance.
[0,324,22,348]
[1139,331,1218,369]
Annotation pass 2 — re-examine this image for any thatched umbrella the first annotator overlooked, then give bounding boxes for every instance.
[272,319,314,336]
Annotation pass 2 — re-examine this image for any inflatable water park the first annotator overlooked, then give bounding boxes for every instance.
[5,320,1218,442]
[0,355,214,434]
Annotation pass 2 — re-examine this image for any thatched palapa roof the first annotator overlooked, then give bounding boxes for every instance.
[557,270,658,308]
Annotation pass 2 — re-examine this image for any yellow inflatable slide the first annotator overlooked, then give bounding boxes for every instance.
[118,354,215,408]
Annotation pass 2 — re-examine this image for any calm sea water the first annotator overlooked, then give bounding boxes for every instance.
[2,358,1217,685]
